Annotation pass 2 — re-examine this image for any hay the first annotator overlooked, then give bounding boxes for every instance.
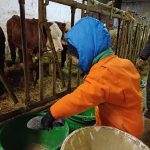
[25,143,48,150]
[0,61,82,114]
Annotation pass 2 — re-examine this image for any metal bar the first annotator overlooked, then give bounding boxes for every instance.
[140,26,147,50]
[38,0,47,101]
[81,0,86,17]
[52,59,56,96]
[67,6,76,92]
[18,0,30,105]
[0,69,18,104]
[126,21,133,59]
[115,18,121,55]
[44,22,65,87]
[128,21,134,59]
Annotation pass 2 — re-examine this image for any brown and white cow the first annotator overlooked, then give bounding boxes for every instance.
[7,15,47,85]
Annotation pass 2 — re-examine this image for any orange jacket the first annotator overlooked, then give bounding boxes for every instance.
[50,55,144,138]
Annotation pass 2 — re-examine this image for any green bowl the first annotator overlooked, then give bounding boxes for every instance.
[0,113,69,150]
[71,108,95,121]
[65,118,95,133]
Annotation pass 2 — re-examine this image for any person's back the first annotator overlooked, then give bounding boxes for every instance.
[91,55,143,137]
[29,17,144,139]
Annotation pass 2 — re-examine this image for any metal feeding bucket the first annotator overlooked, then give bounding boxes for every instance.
[61,126,150,150]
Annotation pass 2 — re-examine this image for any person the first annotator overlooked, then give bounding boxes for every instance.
[37,17,144,138]
[136,35,150,119]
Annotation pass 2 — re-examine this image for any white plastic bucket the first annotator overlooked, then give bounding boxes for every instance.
[61,126,150,150]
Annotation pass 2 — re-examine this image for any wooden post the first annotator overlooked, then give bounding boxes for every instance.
[18,0,30,105]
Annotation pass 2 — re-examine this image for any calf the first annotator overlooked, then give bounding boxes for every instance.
[7,15,46,85]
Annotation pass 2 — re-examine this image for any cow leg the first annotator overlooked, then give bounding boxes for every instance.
[9,43,16,64]
[61,44,67,68]
[33,59,39,86]
[27,54,34,86]
[18,49,23,63]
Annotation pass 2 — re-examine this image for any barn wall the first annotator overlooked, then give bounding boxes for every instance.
[0,0,82,50]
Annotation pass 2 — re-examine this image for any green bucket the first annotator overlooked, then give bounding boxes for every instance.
[65,108,96,133]
[71,107,95,122]
[0,113,69,150]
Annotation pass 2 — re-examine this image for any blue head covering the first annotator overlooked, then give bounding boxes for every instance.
[65,16,111,73]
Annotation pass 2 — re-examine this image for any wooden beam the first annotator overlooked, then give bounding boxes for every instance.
[48,0,128,20]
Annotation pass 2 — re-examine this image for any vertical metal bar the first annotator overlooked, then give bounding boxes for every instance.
[121,21,127,58]
[136,25,142,58]
[115,18,121,55]
[132,23,141,62]
[38,0,46,101]
[86,0,91,15]
[128,21,134,59]
[114,0,122,55]
[77,69,80,86]
[52,60,56,96]
[67,6,76,92]
[71,6,75,27]
[44,23,65,87]
[0,69,18,104]
[117,20,124,56]
[140,26,146,51]
[18,0,30,105]
[126,21,133,59]
[81,0,86,18]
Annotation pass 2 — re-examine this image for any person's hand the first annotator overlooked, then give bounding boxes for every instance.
[41,111,64,130]
[136,58,144,67]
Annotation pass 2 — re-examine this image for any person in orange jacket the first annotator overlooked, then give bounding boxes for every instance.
[38,17,144,138]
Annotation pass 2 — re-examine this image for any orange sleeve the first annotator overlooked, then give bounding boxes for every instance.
[50,67,110,119]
